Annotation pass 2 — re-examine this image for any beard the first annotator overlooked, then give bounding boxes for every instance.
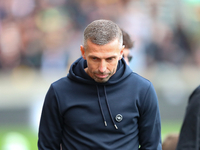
[94,75,110,83]
[85,67,117,83]
[93,71,113,83]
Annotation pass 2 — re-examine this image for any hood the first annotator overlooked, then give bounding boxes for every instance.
[67,57,132,85]
[67,57,133,129]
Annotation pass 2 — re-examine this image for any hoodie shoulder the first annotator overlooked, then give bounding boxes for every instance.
[51,76,69,88]
[130,72,152,86]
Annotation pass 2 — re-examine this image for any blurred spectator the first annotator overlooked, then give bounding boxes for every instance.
[144,1,190,67]
[34,5,71,72]
[145,26,187,66]
[173,20,192,56]
[64,0,90,29]
[11,0,35,18]
[0,19,22,70]
[0,0,200,73]
[162,133,179,150]
[121,28,134,65]
[193,45,200,67]
[40,31,69,73]
[117,1,149,72]
[19,15,44,69]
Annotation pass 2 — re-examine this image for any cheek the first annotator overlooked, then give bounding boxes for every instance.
[108,61,118,71]
[87,62,96,71]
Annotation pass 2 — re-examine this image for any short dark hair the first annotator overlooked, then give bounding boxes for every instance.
[83,19,122,50]
[121,28,134,49]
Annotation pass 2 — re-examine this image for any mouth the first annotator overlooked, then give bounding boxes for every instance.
[95,73,109,79]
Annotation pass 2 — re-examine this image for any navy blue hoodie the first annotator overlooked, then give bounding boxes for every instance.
[38,57,162,150]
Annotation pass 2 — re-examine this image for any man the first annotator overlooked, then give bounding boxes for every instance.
[38,19,162,150]
[121,28,134,65]
[176,85,200,150]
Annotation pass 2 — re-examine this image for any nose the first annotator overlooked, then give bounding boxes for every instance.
[98,60,107,73]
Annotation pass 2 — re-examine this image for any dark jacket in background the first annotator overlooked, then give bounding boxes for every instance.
[176,85,200,150]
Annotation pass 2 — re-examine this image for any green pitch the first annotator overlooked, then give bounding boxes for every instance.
[0,121,182,150]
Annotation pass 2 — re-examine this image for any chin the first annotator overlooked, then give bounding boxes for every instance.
[94,77,109,83]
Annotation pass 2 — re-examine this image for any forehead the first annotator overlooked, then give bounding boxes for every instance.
[86,39,121,54]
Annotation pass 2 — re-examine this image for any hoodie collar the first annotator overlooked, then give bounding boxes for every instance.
[67,57,132,85]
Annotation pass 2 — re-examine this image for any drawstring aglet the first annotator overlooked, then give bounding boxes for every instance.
[104,121,107,127]
[114,124,118,129]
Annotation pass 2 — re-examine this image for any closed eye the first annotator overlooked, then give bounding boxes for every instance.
[92,57,98,60]
[106,57,115,61]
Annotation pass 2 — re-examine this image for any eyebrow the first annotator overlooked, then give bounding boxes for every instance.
[88,55,118,59]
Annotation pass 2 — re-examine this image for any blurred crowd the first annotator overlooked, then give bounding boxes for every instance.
[0,0,200,73]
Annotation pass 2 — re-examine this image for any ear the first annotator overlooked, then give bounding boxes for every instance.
[119,45,125,60]
[80,45,86,60]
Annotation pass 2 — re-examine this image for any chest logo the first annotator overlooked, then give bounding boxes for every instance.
[115,114,123,122]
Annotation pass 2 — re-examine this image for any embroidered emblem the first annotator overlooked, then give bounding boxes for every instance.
[115,114,123,122]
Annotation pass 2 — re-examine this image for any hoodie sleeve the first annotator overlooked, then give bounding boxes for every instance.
[138,82,162,150]
[38,84,63,150]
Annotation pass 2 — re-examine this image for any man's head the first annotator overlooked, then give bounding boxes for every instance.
[162,133,179,150]
[121,29,134,65]
[83,19,123,49]
[80,19,124,83]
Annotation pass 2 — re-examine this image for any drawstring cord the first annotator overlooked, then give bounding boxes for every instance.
[96,85,118,129]
[103,86,118,130]
[96,85,107,127]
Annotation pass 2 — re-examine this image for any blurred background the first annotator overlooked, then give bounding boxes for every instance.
[0,0,200,149]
